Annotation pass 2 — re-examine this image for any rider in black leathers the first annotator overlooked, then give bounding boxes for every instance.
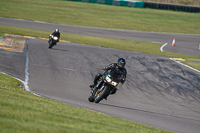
[49,29,60,43]
[89,58,127,97]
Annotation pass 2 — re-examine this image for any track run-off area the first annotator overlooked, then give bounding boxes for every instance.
[0,17,200,133]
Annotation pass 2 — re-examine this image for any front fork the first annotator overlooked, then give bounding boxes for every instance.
[97,82,105,94]
[92,80,104,96]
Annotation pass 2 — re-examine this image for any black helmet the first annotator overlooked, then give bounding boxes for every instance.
[55,29,59,33]
[117,58,126,68]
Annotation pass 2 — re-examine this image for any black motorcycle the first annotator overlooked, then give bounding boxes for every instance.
[88,72,120,103]
[48,34,58,49]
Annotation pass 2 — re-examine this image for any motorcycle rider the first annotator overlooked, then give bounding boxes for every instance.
[89,58,127,98]
[49,29,60,44]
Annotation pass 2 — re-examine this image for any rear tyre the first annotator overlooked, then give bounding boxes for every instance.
[94,86,109,103]
[110,88,116,94]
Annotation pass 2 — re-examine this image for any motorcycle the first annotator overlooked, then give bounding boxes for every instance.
[88,71,120,103]
[48,34,58,49]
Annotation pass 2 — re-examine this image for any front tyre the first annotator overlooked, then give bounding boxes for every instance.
[88,93,95,102]
[94,86,109,103]
[49,40,54,49]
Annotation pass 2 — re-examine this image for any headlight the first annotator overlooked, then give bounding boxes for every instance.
[53,36,58,40]
[106,76,111,82]
[111,81,118,86]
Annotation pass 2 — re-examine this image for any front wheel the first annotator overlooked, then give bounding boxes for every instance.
[88,93,95,102]
[94,86,109,103]
[49,40,54,49]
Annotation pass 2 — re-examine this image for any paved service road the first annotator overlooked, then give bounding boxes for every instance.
[0,17,200,57]
[0,17,200,133]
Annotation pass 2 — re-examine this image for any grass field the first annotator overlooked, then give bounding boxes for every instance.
[0,0,199,132]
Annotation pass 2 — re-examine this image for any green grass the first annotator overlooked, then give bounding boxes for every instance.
[0,73,172,133]
[0,0,200,34]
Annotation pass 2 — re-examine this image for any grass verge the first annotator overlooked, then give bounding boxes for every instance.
[0,73,172,133]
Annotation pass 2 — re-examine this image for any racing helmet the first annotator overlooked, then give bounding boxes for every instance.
[117,58,126,68]
[55,29,59,33]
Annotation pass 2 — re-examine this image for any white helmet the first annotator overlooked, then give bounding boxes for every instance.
[55,29,59,32]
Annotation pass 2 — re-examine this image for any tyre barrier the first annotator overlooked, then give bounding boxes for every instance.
[71,0,144,8]
[143,2,200,13]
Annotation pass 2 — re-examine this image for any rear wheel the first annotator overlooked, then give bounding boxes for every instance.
[110,88,117,94]
[94,86,109,103]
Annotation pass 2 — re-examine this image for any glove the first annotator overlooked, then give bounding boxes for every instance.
[101,68,107,71]
[120,78,125,84]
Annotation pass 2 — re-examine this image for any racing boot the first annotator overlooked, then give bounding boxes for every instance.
[89,83,95,89]
[90,73,101,89]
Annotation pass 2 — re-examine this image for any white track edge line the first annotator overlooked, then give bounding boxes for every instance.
[170,58,200,73]
[160,43,168,52]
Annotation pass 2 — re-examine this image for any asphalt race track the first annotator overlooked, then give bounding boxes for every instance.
[0,18,200,133]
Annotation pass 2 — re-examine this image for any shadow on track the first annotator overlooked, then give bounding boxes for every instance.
[50,48,69,52]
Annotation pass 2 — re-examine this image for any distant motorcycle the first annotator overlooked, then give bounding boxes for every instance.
[48,34,58,49]
[88,72,120,103]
